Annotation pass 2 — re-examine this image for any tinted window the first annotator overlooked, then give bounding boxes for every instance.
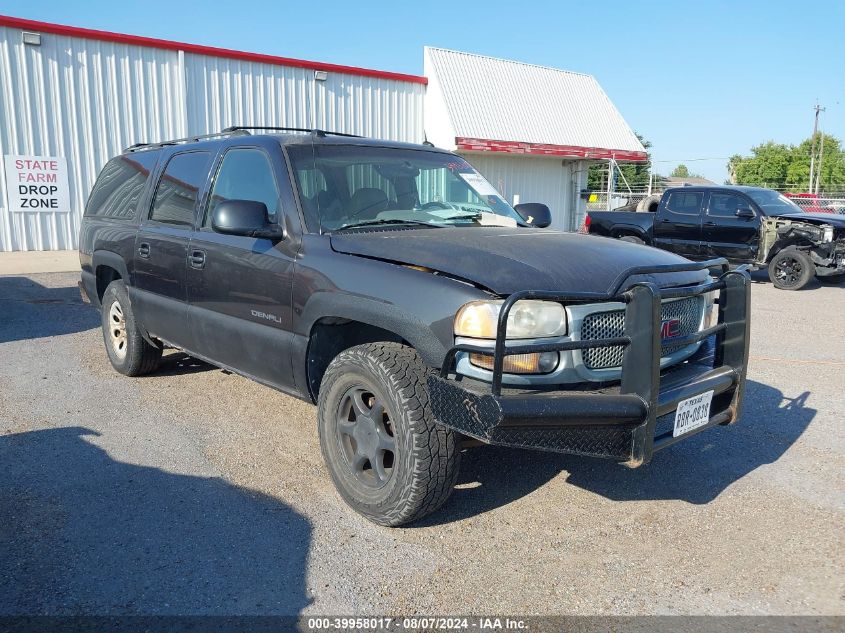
[286,145,521,232]
[150,152,212,226]
[709,193,749,217]
[665,191,703,216]
[85,151,160,220]
[206,148,280,227]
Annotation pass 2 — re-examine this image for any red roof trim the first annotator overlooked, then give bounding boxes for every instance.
[0,14,428,85]
[456,137,648,162]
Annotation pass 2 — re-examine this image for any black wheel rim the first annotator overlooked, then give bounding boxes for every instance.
[775,256,803,287]
[336,387,396,489]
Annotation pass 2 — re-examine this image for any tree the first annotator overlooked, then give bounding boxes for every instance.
[670,164,690,178]
[728,133,845,192]
[587,133,655,191]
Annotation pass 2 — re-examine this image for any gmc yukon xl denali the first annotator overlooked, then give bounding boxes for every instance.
[586,185,845,290]
[80,128,751,526]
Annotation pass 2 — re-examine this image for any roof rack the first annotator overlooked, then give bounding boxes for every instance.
[123,129,249,153]
[123,126,363,153]
[222,125,362,138]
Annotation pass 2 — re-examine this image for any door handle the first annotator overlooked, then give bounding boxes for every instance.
[138,242,150,258]
[189,249,206,269]
[704,221,717,226]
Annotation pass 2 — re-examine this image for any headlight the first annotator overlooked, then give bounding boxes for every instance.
[823,226,834,243]
[454,300,567,339]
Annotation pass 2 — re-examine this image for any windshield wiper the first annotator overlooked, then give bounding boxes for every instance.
[336,218,441,231]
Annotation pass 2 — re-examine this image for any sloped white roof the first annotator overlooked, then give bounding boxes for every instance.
[424,47,646,160]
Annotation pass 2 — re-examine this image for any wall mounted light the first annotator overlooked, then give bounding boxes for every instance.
[22,31,42,46]
[314,70,328,81]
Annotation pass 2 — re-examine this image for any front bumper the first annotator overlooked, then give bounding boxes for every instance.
[427,260,751,466]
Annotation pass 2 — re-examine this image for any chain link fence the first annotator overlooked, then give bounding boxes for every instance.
[585,190,845,214]
[785,196,845,214]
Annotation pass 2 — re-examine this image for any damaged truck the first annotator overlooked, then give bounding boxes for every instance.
[80,128,751,525]
[586,186,845,290]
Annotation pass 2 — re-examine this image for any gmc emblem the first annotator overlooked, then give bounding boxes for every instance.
[660,318,682,339]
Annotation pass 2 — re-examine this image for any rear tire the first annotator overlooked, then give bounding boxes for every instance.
[768,249,814,290]
[317,342,461,526]
[101,280,162,376]
[619,235,645,245]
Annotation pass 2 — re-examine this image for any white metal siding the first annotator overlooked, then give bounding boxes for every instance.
[463,153,588,231]
[0,28,425,251]
[0,27,185,251]
[426,47,644,153]
[183,54,424,141]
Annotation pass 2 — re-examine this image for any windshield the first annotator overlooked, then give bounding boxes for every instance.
[286,145,523,232]
[745,189,804,215]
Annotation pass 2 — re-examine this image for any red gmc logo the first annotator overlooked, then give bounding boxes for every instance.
[660,318,681,339]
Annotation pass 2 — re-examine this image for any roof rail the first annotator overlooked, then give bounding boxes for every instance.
[122,129,249,153]
[222,125,362,138]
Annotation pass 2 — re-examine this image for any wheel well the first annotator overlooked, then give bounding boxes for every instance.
[612,228,643,239]
[95,265,122,300]
[306,318,407,401]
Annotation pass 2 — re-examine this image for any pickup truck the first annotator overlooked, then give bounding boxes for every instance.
[586,186,845,290]
[80,128,750,526]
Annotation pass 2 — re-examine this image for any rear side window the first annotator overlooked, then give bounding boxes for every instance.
[665,191,703,216]
[149,152,212,226]
[85,151,160,220]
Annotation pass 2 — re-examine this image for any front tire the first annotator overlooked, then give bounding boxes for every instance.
[317,342,461,526]
[100,280,162,376]
[768,249,814,290]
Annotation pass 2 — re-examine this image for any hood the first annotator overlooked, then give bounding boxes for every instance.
[330,227,709,295]
[772,212,845,229]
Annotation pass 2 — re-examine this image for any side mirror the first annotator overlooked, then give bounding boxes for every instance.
[514,202,552,228]
[735,207,755,219]
[211,200,284,240]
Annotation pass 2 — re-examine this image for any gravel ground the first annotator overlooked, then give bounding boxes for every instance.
[0,271,843,616]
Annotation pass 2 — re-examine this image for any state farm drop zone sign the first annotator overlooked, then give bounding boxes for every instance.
[3,155,71,213]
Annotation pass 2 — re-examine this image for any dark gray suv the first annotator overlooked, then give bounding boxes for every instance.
[79,127,751,526]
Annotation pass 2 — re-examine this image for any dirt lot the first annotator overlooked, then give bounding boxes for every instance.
[1,271,843,616]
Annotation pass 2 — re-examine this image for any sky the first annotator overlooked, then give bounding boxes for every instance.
[6,0,845,183]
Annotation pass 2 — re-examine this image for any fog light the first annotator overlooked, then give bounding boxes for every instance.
[469,352,559,374]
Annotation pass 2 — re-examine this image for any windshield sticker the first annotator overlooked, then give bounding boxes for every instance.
[477,212,517,227]
[458,172,500,197]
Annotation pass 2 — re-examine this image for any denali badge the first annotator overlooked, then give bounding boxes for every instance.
[660,318,681,339]
[251,309,282,324]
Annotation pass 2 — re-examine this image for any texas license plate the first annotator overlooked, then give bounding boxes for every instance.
[673,390,714,437]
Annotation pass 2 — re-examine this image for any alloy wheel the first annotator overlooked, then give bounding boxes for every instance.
[336,386,396,488]
[775,256,803,287]
[108,300,128,359]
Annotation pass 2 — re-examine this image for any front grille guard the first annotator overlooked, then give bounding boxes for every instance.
[438,258,751,465]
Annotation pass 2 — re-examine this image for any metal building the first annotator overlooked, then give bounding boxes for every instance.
[0,16,646,251]
[0,16,426,252]
[424,47,647,231]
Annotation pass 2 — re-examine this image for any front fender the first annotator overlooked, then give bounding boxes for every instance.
[293,236,491,369]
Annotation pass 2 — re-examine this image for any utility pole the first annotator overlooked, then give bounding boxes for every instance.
[808,103,825,193]
[815,128,825,195]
